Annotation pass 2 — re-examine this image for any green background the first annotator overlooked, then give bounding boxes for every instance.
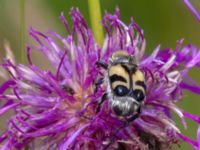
[0,0,200,149]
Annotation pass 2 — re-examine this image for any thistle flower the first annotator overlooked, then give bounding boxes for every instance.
[1,8,200,150]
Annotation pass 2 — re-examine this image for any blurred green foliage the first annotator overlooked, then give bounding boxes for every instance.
[0,0,200,149]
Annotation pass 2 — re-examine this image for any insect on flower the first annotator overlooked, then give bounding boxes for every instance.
[96,50,146,123]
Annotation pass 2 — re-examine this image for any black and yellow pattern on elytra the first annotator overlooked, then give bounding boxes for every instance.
[108,51,146,96]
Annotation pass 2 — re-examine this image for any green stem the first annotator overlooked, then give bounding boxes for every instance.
[88,0,104,47]
[20,0,26,64]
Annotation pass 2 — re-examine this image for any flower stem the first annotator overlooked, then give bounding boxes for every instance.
[20,0,26,64]
[88,0,104,47]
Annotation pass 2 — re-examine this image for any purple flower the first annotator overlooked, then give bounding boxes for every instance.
[1,8,200,150]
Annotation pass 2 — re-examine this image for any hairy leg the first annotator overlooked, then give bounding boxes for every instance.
[96,93,107,113]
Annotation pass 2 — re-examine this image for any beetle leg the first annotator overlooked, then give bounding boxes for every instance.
[93,77,104,93]
[126,107,141,122]
[96,93,107,113]
[96,60,108,70]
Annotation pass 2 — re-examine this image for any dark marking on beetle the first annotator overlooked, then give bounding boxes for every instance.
[109,74,127,83]
[121,63,137,74]
[135,81,146,91]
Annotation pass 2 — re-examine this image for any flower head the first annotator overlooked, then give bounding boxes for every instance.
[1,8,200,150]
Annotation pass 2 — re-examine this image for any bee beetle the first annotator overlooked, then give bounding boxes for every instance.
[96,50,146,122]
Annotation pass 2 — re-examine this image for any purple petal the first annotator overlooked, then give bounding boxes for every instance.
[180,81,200,95]
[184,111,200,123]
[0,80,15,94]
[0,103,19,116]
[58,124,89,150]
[178,133,198,149]
[183,0,200,23]
[197,126,200,150]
